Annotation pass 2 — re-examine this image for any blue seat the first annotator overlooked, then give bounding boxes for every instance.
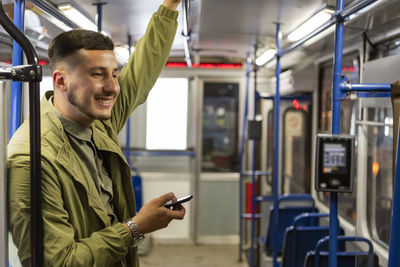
[260,194,317,255]
[303,236,379,267]
[281,213,345,267]
[131,167,143,213]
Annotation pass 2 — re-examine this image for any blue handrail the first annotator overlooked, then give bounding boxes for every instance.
[329,1,346,266]
[341,83,391,92]
[278,194,315,205]
[388,121,400,266]
[9,0,25,138]
[124,35,133,167]
[293,212,329,227]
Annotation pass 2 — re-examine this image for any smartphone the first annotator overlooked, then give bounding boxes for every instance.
[164,194,193,209]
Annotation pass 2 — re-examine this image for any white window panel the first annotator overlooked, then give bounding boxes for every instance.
[146,78,188,150]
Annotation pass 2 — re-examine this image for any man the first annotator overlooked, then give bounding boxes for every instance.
[8,0,185,266]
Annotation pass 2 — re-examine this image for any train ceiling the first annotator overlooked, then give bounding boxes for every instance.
[5,0,399,67]
[46,0,330,62]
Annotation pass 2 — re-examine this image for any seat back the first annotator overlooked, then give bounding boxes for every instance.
[281,213,345,267]
[264,194,316,255]
[303,236,379,267]
[304,252,379,267]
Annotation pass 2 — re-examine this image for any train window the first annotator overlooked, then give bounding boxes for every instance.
[282,107,312,194]
[202,82,239,172]
[146,78,188,150]
[365,106,393,247]
[317,52,360,224]
[318,53,359,133]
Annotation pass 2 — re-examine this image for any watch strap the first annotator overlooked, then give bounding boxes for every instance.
[125,218,145,247]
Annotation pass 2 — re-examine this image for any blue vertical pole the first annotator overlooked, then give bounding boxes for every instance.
[10,0,25,138]
[388,122,400,266]
[272,23,281,267]
[93,2,107,32]
[239,55,251,262]
[96,4,102,32]
[330,1,345,267]
[125,124,131,163]
[125,35,132,165]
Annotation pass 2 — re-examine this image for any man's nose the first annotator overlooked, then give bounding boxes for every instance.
[103,73,119,93]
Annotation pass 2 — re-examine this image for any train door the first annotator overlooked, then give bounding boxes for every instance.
[264,97,312,195]
[197,80,242,243]
[282,103,312,194]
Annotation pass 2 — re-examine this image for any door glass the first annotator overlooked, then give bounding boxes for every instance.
[282,107,312,194]
[202,82,239,172]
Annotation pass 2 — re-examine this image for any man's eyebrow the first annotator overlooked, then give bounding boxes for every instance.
[88,66,119,72]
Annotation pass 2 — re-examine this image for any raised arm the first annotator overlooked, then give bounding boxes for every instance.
[111,1,182,133]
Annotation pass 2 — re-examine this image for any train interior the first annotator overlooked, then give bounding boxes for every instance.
[1,0,400,266]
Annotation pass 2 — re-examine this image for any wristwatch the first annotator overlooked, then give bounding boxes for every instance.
[125,218,145,247]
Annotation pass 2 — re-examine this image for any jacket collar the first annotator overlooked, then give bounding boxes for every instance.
[41,91,120,226]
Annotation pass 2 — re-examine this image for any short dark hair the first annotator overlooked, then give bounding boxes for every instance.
[48,29,114,70]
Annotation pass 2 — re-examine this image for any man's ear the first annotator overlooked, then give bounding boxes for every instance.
[53,70,67,91]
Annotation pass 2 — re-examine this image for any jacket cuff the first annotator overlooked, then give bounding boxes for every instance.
[114,222,133,247]
[157,5,179,20]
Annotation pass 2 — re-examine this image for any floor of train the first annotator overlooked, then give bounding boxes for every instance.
[139,244,248,267]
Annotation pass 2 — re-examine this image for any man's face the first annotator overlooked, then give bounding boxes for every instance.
[57,49,120,127]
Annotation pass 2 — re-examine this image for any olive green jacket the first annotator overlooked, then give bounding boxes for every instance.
[8,6,178,267]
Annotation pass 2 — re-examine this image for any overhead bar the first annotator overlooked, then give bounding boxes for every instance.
[182,0,192,67]
[341,0,378,19]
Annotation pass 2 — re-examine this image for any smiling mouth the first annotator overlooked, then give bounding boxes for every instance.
[95,96,114,105]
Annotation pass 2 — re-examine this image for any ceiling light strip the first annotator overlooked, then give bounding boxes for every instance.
[58,4,97,31]
[282,0,384,57]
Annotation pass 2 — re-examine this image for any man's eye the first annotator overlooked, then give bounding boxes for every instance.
[92,73,103,77]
